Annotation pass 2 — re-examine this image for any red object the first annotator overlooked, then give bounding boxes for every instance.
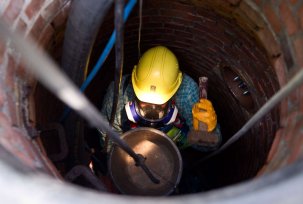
[199,77,208,99]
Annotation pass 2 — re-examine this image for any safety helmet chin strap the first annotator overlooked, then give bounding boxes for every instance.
[125,101,178,126]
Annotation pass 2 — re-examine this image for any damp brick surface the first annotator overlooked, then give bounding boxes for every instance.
[0,0,302,190]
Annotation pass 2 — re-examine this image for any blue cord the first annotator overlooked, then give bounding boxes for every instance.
[60,0,137,122]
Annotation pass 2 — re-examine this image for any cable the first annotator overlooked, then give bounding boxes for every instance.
[104,0,125,153]
[138,0,143,59]
[0,19,159,185]
[60,0,137,122]
[192,68,303,166]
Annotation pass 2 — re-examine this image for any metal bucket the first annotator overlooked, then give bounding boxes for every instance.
[108,127,183,196]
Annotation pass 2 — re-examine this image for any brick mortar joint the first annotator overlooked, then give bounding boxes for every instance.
[291,31,303,39]
[239,1,287,67]
[269,0,283,14]
[287,0,303,13]
[17,0,70,38]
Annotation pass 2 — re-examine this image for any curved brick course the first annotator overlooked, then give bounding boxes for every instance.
[0,0,302,191]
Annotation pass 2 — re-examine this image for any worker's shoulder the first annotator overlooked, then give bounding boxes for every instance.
[175,73,198,99]
[180,73,198,89]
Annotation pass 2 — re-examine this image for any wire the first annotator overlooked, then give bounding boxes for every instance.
[0,19,159,186]
[138,0,143,59]
[104,0,125,153]
[192,68,303,166]
[60,0,137,122]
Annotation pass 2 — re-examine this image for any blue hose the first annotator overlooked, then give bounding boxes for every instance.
[61,0,137,122]
[81,0,137,92]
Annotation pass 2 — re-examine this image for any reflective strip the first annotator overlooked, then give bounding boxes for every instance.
[125,102,137,123]
[164,106,178,125]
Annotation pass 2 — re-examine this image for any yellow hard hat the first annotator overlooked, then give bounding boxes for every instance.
[132,46,182,105]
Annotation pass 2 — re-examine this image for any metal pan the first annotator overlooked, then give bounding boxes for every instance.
[108,127,182,196]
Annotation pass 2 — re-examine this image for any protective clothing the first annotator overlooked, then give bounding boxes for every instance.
[125,100,178,127]
[192,99,217,132]
[132,46,183,105]
[100,45,222,152]
[101,74,198,133]
[164,116,190,149]
[135,98,170,121]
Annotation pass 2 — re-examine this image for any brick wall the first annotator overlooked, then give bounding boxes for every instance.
[0,0,302,189]
[251,0,303,175]
[0,0,71,176]
[90,0,303,188]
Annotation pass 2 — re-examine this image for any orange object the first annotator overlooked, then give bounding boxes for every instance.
[192,99,217,132]
[192,77,217,132]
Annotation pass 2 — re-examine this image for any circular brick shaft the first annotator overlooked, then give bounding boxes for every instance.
[0,0,302,195]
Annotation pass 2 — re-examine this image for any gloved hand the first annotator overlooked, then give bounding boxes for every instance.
[192,99,217,132]
[188,129,220,150]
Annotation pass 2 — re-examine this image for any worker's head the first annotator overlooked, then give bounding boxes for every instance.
[132,46,182,105]
[126,46,182,127]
